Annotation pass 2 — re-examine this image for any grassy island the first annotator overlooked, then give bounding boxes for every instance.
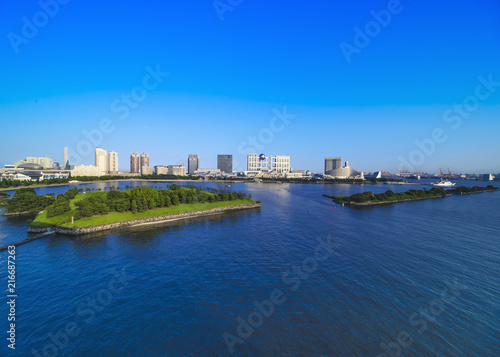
[24,185,259,233]
[449,185,499,194]
[326,185,498,207]
[325,187,450,207]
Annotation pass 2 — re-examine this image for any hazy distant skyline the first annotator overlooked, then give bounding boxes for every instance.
[1,0,499,173]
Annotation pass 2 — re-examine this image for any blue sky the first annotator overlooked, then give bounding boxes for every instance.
[0,0,499,173]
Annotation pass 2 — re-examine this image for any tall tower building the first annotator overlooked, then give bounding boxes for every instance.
[188,154,199,174]
[95,147,108,175]
[108,151,119,173]
[130,152,140,173]
[217,155,233,173]
[140,152,149,174]
[64,147,69,169]
[325,157,342,174]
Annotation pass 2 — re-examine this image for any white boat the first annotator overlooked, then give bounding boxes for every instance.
[432,180,456,187]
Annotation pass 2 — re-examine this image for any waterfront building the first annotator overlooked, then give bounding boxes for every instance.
[95,147,107,175]
[325,157,342,174]
[71,164,100,177]
[247,154,290,174]
[108,151,119,173]
[483,174,494,181]
[167,165,186,176]
[325,159,361,178]
[194,168,221,177]
[217,155,233,173]
[188,154,199,174]
[14,156,55,169]
[155,165,169,175]
[140,152,149,174]
[142,166,154,175]
[130,152,140,173]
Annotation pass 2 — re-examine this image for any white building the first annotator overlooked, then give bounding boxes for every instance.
[168,165,186,176]
[14,156,55,169]
[155,165,169,175]
[71,164,100,177]
[247,154,290,174]
[95,147,108,175]
[108,151,119,173]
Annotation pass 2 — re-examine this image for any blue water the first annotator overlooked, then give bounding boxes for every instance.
[1,180,499,356]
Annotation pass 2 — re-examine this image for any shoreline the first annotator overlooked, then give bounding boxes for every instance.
[28,202,261,235]
[0,178,416,192]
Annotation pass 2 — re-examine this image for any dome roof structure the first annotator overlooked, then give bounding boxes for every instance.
[17,163,44,170]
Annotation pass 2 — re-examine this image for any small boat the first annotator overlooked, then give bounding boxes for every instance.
[432,180,456,187]
[252,178,262,183]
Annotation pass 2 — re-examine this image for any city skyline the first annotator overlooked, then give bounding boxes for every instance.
[1,1,499,173]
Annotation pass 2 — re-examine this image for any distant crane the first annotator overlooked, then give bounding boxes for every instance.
[448,168,456,180]
[50,154,60,168]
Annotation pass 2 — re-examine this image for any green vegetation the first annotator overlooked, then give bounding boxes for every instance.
[450,185,499,194]
[4,188,55,214]
[31,185,256,228]
[331,187,449,205]
[0,192,11,198]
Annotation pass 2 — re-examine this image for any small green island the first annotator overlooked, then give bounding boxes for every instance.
[3,185,260,235]
[325,185,499,207]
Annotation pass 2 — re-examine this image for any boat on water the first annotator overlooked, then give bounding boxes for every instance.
[252,178,263,183]
[432,180,456,187]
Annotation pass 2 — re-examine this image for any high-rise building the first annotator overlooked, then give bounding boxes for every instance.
[188,154,199,175]
[325,157,342,174]
[140,152,149,174]
[247,154,290,173]
[108,151,118,173]
[217,155,233,173]
[130,152,140,173]
[64,147,69,169]
[95,147,107,175]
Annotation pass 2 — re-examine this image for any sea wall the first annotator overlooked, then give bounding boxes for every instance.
[28,203,261,235]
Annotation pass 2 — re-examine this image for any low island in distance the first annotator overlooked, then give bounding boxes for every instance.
[324,185,499,207]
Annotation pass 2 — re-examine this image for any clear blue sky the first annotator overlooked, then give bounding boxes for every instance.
[1,0,499,173]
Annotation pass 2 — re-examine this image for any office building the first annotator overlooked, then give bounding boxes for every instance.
[130,152,140,173]
[324,159,361,178]
[167,165,186,176]
[325,157,342,174]
[95,147,107,175]
[217,155,233,173]
[71,164,100,177]
[140,152,149,174]
[64,147,69,169]
[14,156,55,169]
[155,165,169,175]
[108,151,118,173]
[188,154,199,174]
[247,154,290,174]
[142,166,154,175]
